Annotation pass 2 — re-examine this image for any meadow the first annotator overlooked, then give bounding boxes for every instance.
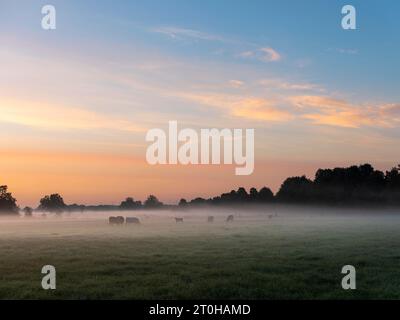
[1,206,400,299]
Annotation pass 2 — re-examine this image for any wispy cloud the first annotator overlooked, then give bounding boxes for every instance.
[0,99,146,132]
[260,47,281,62]
[259,79,322,91]
[228,80,245,88]
[151,26,226,42]
[151,26,282,63]
[327,48,358,55]
[337,48,358,55]
[239,47,282,62]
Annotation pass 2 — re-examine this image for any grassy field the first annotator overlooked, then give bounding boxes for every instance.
[1,207,400,299]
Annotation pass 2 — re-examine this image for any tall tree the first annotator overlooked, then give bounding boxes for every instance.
[144,195,163,208]
[0,185,18,215]
[39,194,66,213]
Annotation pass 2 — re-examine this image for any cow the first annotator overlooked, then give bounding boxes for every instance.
[109,216,124,225]
[207,216,214,223]
[268,214,273,219]
[175,217,184,223]
[126,217,140,224]
[109,216,116,224]
[226,215,234,222]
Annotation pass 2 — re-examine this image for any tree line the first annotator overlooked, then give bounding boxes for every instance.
[1,163,400,215]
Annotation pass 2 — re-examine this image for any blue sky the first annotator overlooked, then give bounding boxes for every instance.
[1,1,400,205]
[2,0,399,100]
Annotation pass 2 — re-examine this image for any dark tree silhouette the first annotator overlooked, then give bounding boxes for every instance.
[384,164,400,204]
[179,198,188,207]
[189,186,274,206]
[220,190,238,203]
[276,176,314,203]
[386,165,400,189]
[189,197,208,206]
[249,187,258,201]
[273,163,399,205]
[237,187,248,202]
[313,164,386,204]
[144,195,163,208]
[0,185,18,215]
[258,187,274,202]
[38,194,66,213]
[120,197,142,210]
[23,206,33,217]
[200,164,400,206]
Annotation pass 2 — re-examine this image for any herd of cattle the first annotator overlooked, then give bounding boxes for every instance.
[108,214,235,225]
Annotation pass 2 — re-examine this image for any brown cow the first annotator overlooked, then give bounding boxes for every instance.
[226,215,234,222]
[175,217,184,223]
[109,216,124,225]
[207,216,214,223]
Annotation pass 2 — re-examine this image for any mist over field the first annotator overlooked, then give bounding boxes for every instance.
[1,206,400,239]
[2,206,400,299]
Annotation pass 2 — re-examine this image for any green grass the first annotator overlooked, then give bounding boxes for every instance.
[1,211,400,299]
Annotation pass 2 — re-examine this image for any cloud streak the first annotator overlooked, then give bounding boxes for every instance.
[239,47,282,62]
[151,26,282,63]
[259,79,322,91]
[174,92,293,122]
[0,99,146,133]
[151,26,226,42]
[290,96,400,128]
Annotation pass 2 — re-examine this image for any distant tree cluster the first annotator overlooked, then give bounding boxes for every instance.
[179,186,274,207]
[276,164,400,205]
[38,194,66,213]
[1,163,400,216]
[120,197,142,210]
[67,195,163,212]
[144,195,163,208]
[180,164,400,207]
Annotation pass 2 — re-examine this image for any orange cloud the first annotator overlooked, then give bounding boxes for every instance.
[231,98,293,122]
[177,92,292,122]
[290,95,400,128]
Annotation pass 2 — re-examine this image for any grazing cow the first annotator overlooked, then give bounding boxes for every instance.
[207,216,214,223]
[226,215,234,222]
[126,217,140,224]
[268,214,273,219]
[109,216,124,225]
[175,217,184,223]
[109,216,116,224]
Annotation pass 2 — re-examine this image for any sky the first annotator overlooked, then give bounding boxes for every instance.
[1,0,400,207]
